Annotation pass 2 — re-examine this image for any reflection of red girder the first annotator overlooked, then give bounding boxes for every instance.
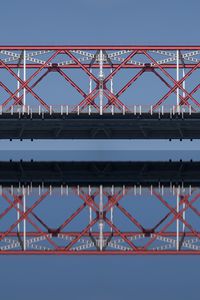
[1,250,199,255]
[1,46,200,112]
[0,186,200,255]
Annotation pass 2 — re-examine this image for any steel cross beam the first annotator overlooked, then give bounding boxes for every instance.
[0,185,200,255]
[1,46,200,114]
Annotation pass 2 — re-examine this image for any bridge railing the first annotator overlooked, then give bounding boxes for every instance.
[0,104,195,115]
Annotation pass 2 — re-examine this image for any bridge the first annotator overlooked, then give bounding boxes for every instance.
[1,45,200,255]
[1,46,200,139]
[0,160,200,255]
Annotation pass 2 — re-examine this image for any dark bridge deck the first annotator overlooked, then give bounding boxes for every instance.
[1,160,200,186]
[1,113,200,139]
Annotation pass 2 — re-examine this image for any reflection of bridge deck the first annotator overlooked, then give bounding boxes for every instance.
[1,160,200,186]
[1,112,200,139]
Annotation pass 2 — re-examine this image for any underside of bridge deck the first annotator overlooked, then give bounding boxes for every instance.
[0,160,200,186]
[1,113,200,139]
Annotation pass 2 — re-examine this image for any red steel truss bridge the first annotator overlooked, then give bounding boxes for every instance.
[1,46,200,139]
[0,160,200,255]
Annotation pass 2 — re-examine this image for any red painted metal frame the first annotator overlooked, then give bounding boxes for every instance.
[0,64,197,69]
[1,46,200,50]
[1,46,200,112]
[0,186,200,255]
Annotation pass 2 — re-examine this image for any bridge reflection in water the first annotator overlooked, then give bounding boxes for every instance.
[0,161,200,255]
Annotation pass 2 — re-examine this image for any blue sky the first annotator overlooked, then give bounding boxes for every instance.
[1,1,200,299]
[1,0,199,45]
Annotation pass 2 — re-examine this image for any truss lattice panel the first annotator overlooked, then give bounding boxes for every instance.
[1,46,200,113]
[1,185,200,255]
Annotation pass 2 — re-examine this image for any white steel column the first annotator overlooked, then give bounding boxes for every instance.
[111,185,114,233]
[88,185,92,232]
[176,50,179,106]
[17,69,20,99]
[89,68,92,93]
[182,201,186,232]
[89,207,92,232]
[176,187,179,251]
[99,50,104,115]
[23,188,26,251]
[182,68,185,99]
[17,201,20,232]
[110,207,113,232]
[23,50,26,106]
[99,185,104,251]
[110,68,113,94]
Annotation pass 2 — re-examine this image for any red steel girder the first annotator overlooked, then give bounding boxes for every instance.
[1,46,200,50]
[1,46,200,111]
[0,64,198,69]
[0,185,199,255]
[1,231,198,237]
[1,250,199,255]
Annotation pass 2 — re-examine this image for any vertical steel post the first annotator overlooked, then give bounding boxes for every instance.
[89,186,93,232]
[89,68,92,93]
[99,185,104,251]
[17,69,20,102]
[99,50,104,115]
[110,68,113,94]
[110,207,113,233]
[89,207,92,232]
[23,188,26,251]
[176,187,179,251]
[182,202,186,232]
[17,200,20,233]
[23,50,26,106]
[176,50,179,106]
[182,68,185,99]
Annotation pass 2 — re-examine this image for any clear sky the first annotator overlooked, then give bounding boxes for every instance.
[1,1,200,300]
